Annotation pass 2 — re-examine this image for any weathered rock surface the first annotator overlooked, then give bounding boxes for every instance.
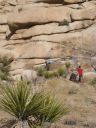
[0,0,96,76]
[7,6,71,31]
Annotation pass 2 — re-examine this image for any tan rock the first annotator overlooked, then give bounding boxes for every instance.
[16,0,63,4]
[0,33,5,39]
[16,0,86,4]
[31,32,82,45]
[11,23,69,39]
[12,41,61,59]
[0,48,14,59]
[21,69,37,82]
[84,72,96,81]
[71,7,96,21]
[64,0,86,4]
[10,69,24,76]
[10,20,93,40]
[7,0,17,5]
[7,6,71,31]
[0,14,7,25]
[0,40,7,47]
[10,59,45,71]
[0,25,8,33]
[82,24,96,53]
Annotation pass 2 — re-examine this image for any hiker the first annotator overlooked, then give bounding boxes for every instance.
[77,66,84,82]
[69,68,78,82]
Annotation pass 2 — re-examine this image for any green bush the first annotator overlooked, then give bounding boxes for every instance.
[44,71,54,79]
[65,62,71,69]
[57,68,67,77]
[0,56,13,67]
[52,71,59,77]
[0,56,13,80]
[44,71,59,79]
[37,67,46,76]
[59,19,69,26]
[0,71,9,80]
[0,80,69,127]
[37,67,68,79]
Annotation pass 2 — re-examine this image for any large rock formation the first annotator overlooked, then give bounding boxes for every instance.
[0,0,96,76]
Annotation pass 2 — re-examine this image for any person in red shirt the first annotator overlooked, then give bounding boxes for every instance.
[77,66,84,82]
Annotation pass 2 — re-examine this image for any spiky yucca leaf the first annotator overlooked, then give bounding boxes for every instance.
[36,94,69,124]
[0,81,30,119]
[0,81,43,120]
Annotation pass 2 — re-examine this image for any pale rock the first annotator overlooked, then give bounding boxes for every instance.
[7,6,71,31]
[12,121,30,128]
[7,0,17,5]
[0,33,5,39]
[21,69,37,82]
[32,32,82,45]
[84,72,96,80]
[10,20,93,40]
[10,69,24,75]
[0,25,8,33]
[64,0,86,4]
[12,41,61,59]
[71,7,96,21]
[0,14,7,25]
[0,40,7,47]
[10,59,45,71]
[82,1,96,8]
[82,24,96,53]
[0,48,14,59]
[11,23,69,39]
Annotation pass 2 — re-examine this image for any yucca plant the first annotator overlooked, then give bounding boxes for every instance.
[36,94,69,125]
[0,81,43,128]
[0,80,69,128]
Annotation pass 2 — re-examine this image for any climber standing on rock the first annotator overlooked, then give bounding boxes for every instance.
[77,65,84,82]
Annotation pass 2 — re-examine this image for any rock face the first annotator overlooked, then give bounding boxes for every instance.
[0,0,96,76]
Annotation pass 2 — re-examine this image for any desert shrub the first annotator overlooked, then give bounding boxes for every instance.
[0,80,69,128]
[37,67,68,79]
[44,71,59,79]
[57,68,67,77]
[0,71,9,80]
[89,78,96,86]
[44,71,54,79]
[59,19,69,26]
[0,56,13,80]
[52,71,59,77]
[0,56,13,66]
[65,62,71,69]
[37,67,46,76]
